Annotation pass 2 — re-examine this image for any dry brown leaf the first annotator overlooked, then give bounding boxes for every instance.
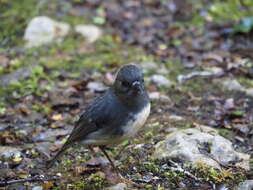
[43,182,54,189]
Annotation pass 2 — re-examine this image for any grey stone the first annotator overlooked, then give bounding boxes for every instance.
[32,186,43,190]
[236,180,253,190]
[24,16,70,48]
[107,183,127,190]
[1,66,35,87]
[86,81,106,92]
[221,79,244,92]
[150,75,171,88]
[74,25,102,43]
[153,125,250,170]
[0,146,21,159]
[6,184,26,190]
[33,128,70,142]
[178,68,224,83]
[245,88,253,97]
[220,78,253,98]
[148,92,171,102]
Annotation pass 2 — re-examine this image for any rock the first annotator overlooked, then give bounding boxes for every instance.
[24,16,70,48]
[178,68,224,83]
[75,25,102,43]
[221,79,244,92]
[5,184,26,190]
[236,180,253,190]
[32,186,43,190]
[1,65,35,87]
[107,183,127,190]
[0,146,21,159]
[168,115,184,121]
[33,128,70,142]
[86,81,106,92]
[150,75,172,88]
[224,98,235,110]
[34,142,52,159]
[148,92,171,102]
[220,78,253,98]
[245,88,253,97]
[153,125,250,170]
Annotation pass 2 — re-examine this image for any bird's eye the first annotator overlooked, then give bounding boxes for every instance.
[121,81,129,87]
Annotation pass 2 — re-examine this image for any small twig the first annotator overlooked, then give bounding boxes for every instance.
[200,151,241,169]
[168,160,200,181]
[0,176,59,187]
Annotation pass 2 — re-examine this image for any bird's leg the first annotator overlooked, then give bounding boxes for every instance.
[99,146,118,172]
[115,140,130,160]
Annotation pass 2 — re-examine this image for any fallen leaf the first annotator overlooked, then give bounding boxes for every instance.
[43,182,54,189]
[13,157,23,163]
[51,114,63,121]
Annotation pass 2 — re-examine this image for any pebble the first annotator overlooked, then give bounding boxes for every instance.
[24,16,70,48]
[75,25,102,43]
[150,75,172,88]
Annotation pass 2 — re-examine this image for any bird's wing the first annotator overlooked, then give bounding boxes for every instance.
[46,94,108,168]
[63,92,109,145]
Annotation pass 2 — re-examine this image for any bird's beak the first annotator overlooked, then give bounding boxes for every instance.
[132,81,142,92]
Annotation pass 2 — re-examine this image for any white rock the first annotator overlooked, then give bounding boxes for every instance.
[32,186,43,190]
[220,78,253,98]
[245,88,253,97]
[236,180,253,190]
[148,92,171,102]
[177,68,224,83]
[86,81,106,92]
[107,183,127,190]
[75,25,102,43]
[168,115,184,121]
[24,16,70,48]
[153,126,250,170]
[0,146,21,159]
[150,75,171,88]
[221,79,244,92]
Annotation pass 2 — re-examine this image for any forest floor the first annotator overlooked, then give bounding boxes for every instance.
[0,0,253,189]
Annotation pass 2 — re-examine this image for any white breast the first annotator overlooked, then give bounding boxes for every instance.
[123,103,151,138]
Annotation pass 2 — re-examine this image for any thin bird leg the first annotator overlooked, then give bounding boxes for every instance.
[115,140,130,160]
[99,146,117,172]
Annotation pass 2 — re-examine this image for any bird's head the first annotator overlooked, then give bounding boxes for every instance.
[113,64,145,98]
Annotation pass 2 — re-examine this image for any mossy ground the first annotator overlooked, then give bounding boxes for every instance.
[0,0,252,189]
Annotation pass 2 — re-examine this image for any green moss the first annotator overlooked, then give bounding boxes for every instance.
[0,0,41,47]
[238,77,253,88]
[165,59,184,81]
[193,162,246,186]
[1,65,53,99]
[218,128,234,137]
[57,173,106,190]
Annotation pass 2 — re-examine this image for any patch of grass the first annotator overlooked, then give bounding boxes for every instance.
[238,76,253,88]
[208,0,253,23]
[0,0,46,47]
[193,162,246,186]
[20,34,155,72]
[53,173,106,190]
[5,65,53,99]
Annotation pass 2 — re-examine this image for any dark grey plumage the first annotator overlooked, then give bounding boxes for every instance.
[46,64,150,168]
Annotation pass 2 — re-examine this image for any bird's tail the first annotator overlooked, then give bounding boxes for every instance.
[46,143,70,168]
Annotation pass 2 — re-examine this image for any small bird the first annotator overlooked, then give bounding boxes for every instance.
[46,64,150,169]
